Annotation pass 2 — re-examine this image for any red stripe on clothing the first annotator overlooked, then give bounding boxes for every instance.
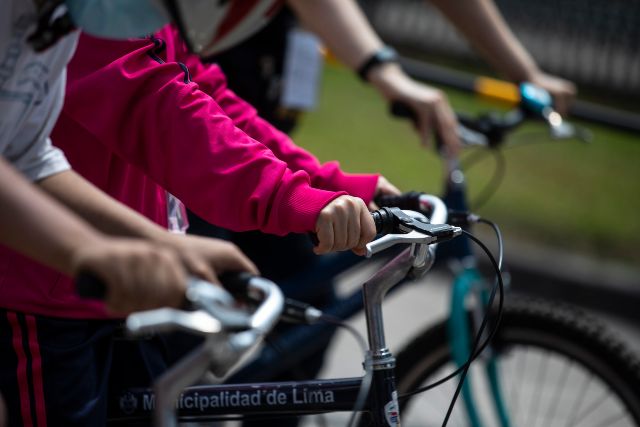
[213,0,260,43]
[25,315,47,427]
[7,312,34,427]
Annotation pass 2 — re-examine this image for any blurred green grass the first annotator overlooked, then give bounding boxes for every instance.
[291,64,640,265]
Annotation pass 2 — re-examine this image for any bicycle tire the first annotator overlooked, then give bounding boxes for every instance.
[394,295,640,427]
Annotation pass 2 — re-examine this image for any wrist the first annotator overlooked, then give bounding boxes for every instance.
[68,233,111,276]
[367,62,406,98]
[507,61,542,85]
[152,229,185,251]
[356,45,399,82]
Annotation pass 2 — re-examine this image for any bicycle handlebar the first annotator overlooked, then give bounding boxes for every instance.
[76,272,284,338]
[76,271,109,300]
[367,195,460,258]
[390,82,590,149]
[128,274,282,338]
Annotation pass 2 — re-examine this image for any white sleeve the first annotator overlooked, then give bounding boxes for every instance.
[10,136,70,182]
[4,65,72,181]
[0,16,77,181]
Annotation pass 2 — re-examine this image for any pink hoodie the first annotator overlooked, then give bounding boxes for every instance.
[0,26,378,319]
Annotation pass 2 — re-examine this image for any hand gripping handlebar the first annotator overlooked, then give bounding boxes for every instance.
[125,274,284,338]
[367,194,461,259]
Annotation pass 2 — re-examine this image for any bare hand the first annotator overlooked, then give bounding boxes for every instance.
[72,238,188,315]
[528,71,577,116]
[314,195,376,256]
[162,234,259,282]
[369,63,461,157]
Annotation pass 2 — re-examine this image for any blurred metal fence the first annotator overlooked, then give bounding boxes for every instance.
[360,0,640,99]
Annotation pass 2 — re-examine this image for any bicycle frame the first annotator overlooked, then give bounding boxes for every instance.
[110,241,441,426]
[442,159,511,427]
[110,87,579,425]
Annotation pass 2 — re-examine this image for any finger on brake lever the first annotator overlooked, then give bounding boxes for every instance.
[374,207,459,241]
[390,101,489,148]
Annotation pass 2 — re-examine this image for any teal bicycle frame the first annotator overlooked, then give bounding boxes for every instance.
[443,158,511,427]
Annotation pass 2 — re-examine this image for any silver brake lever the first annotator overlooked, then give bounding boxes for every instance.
[458,124,489,147]
[544,107,592,142]
[186,279,252,330]
[127,308,223,336]
[366,230,436,258]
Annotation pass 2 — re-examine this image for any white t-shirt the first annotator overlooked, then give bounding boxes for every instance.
[0,0,77,181]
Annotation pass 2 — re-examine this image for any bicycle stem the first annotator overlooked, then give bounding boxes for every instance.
[364,195,452,361]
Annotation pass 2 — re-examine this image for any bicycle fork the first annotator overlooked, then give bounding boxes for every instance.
[448,267,512,427]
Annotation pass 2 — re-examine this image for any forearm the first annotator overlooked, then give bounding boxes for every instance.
[429,0,539,82]
[38,169,170,243]
[287,0,383,69]
[0,159,105,275]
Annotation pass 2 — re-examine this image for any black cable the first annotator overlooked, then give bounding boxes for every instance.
[440,230,504,426]
[477,217,504,271]
[470,149,507,210]
[264,336,315,383]
[460,130,577,211]
[460,146,492,171]
[398,230,504,400]
[319,314,372,427]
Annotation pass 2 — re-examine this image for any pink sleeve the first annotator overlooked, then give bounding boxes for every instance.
[63,34,345,235]
[171,28,379,205]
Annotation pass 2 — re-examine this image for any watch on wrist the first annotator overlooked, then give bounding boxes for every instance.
[357,46,399,82]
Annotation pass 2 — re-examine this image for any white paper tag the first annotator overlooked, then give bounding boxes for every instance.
[166,192,189,234]
[281,28,323,111]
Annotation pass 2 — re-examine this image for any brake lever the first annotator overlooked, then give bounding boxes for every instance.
[543,107,592,142]
[367,207,461,257]
[377,207,459,240]
[366,230,435,257]
[185,279,252,331]
[126,308,224,337]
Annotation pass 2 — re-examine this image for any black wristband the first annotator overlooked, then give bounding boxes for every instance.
[357,46,398,82]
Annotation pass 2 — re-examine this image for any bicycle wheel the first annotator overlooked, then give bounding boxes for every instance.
[394,295,640,427]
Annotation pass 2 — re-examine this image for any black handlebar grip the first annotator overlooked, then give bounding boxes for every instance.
[371,207,396,235]
[390,101,418,127]
[218,271,255,295]
[308,233,320,247]
[76,271,107,300]
[391,101,445,151]
[375,191,423,211]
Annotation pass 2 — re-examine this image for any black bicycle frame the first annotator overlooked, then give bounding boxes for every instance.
[108,370,397,425]
[108,247,420,426]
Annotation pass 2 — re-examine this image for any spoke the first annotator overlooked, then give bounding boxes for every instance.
[500,352,518,425]
[509,347,529,426]
[565,373,592,427]
[545,358,573,427]
[570,387,611,426]
[441,373,464,427]
[592,410,629,427]
[454,376,467,427]
[410,365,457,426]
[526,350,550,427]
